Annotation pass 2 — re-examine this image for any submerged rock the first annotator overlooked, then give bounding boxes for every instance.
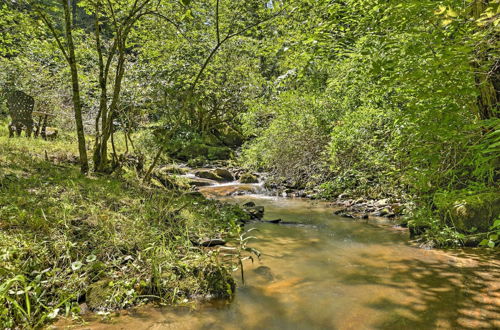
[263,218,282,224]
[253,266,274,281]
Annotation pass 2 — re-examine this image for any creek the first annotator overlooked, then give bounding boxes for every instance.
[61,181,500,329]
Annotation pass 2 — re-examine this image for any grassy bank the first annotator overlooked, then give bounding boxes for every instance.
[0,125,247,328]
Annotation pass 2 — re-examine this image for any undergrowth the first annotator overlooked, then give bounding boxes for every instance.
[0,123,247,328]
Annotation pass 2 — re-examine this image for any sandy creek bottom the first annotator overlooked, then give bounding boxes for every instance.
[56,193,500,330]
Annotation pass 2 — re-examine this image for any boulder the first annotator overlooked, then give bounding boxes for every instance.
[243,205,264,220]
[207,146,232,160]
[434,190,500,232]
[195,170,222,181]
[187,157,206,168]
[214,168,234,182]
[157,165,188,175]
[188,178,215,187]
[191,238,226,247]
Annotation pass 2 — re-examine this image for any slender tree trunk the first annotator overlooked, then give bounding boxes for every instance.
[472,0,499,120]
[72,0,77,26]
[93,0,108,170]
[62,0,88,173]
[97,50,126,171]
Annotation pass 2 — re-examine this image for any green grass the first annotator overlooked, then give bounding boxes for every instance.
[0,120,247,328]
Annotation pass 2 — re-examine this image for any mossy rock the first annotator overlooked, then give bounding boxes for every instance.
[220,130,244,147]
[434,190,500,232]
[158,165,188,175]
[239,173,259,184]
[187,157,207,167]
[195,170,222,181]
[207,146,232,161]
[191,261,235,300]
[151,170,178,189]
[176,143,209,161]
[214,168,234,182]
[86,279,116,311]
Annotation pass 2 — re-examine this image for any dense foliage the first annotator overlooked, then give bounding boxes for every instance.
[0,0,499,327]
[240,0,499,245]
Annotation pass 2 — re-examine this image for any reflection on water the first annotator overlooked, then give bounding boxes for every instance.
[58,193,500,329]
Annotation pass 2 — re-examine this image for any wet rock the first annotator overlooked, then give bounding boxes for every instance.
[195,170,222,181]
[334,209,347,215]
[243,205,264,220]
[191,238,226,247]
[188,178,215,187]
[295,191,307,198]
[243,201,256,207]
[263,219,282,224]
[213,168,234,182]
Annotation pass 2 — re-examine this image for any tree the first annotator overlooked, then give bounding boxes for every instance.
[34,0,89,173]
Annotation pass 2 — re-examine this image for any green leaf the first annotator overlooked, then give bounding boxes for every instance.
[487,240,495,248]
[71,261,83,271]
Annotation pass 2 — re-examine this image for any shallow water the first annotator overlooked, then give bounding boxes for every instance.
[59,191,500,329]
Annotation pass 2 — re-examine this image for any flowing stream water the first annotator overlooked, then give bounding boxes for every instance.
[60,182,500,329]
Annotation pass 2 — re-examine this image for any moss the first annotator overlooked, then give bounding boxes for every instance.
[187,157,207,167]
[176,142,210,161]
[195,170,222,181]
[86,279,116,311]
[207,146,232,160]
[239,173,259,184]
[434,190,500,232]
[157,165,188,175]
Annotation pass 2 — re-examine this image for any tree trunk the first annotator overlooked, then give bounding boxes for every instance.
[62,0,88,173]
[96,50,126,172]
[472,0,499,120]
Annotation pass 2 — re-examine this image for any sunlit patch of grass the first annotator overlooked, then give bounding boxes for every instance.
[0,121,246,328]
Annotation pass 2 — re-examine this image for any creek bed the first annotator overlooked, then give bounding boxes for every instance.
[58,189,500,329]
